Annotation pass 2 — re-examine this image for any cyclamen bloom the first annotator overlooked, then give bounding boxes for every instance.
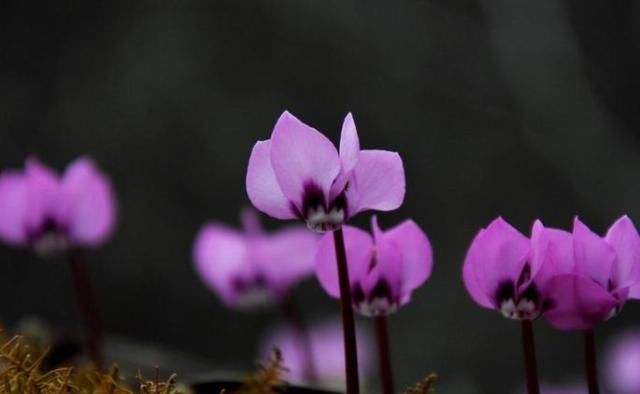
[0,157,117,255]
[316,217,432,316]
[543,216,640,331]
[193,209,318,309]
[259,320,373,389]
[605,330,640,394]
[246,111,405,232]
[463,217,573,320]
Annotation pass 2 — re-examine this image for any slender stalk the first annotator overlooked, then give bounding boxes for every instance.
[281,295,316,382]
[583,329,600,394]
[520,320,540,394]
[375,315,394,394]
[333,228,360,394]
[67,248,103,369]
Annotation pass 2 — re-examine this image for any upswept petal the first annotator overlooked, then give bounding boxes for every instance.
[462,229,495,308]
[381,218,433,296]
[24,158,60,232]
[270,111,341,211]
[0,172,29,244]
[361,233,402,297]
[530,221,574,291]
[605,215,640,290]
[630,284,640,300]
[246,140,296,220]
[315,226,374,298]
[193,223,249,305]
[59,158,117,246]
[339,113,360,173]
[544,273,619,331]
[573,218,615,288]
[345,150,405,217]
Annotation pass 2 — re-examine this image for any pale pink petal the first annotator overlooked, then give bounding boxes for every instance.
[246,140,297,220]
[270,111,341,210]
[462,229,495,308]
[361,231,402,297]
[630,283,640,300]
[0,171,29,245]
[573,218,616,288]
[315,226,374,298]
[339,113,360,173]
[605,330,640,393]
[59,158,117,246]
[530,220,574,291]
[193,223,250,306]
[543,274,619,331]
[345,149,405,218]
[605,215,640,290]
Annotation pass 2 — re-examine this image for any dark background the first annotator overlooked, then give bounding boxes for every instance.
[1,1,639,393]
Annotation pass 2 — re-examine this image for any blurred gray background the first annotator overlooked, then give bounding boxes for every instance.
[1,1,639,393]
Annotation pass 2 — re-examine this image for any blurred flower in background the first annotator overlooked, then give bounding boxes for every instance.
[193,208,318,309]
[315,216,432,316]
[258,319,373,391]
[605,328,640,394]
[0,157,117,256]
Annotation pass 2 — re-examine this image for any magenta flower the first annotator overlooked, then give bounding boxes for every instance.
[258,319,373,390]
[193,209,318,309]
[463,217,573,320]
[0,157,117,255]
[246,111,405,232]
[315,217,432,316]
[543,216,640,330]
[605,329,640,394]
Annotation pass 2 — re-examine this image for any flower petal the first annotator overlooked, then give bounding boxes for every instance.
[462,229,494,308]
[543,273,619,331]
[345,149,405,217]
[0,171,29,245]
[630,284,640,300]
[605,215,640,290]
[193,223,250,306]
[315,226,374,298]
[24,158,60,233]
[246,140,297,220]
[379,218,433,297]
[59,158,117,246]
[339,113,360,173]
[573,218,616,288]
[270,111,341,210]
[530,220,574,291]
[362,229,402,297]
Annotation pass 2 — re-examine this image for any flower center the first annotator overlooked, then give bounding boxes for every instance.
[300,183,346,233]
[496,281,541,320]
[29,218,68,258]
[352,281,398,317]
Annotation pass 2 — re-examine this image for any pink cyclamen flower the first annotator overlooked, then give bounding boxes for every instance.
[605,329,640,394]
[0,157,117,255]
[259,319,373,390]
[315,216,432,316]
[463,217,574,320]
[193,209,318,309]
[246,111,405,232]
[543,216,640,330]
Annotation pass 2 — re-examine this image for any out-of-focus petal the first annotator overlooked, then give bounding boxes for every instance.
[270,111,340,210]
[605,215,640,290]
[530,221,574,291]
[255,226,318,292]
[339,113,360,173]
[193,223,249,306]
[59,158,117,246]
[24,158,60,232]
[345,150,405,218]
[573,218,615,288]
[630,284,640,300]
[315,226,374,298]
[0,172,29,244]
[543,274,618,331]
[605,330,640,394]
[381,218,433,296]
[246,140,297,220]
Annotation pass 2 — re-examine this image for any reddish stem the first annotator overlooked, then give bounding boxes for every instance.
[333,228,360,394]
[375,315,394,394]
[583,329,600,394]
[67,248,103,369]
[520,320,540,394]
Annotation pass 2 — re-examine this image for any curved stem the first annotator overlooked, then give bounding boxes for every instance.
[67,248,103,369]
[333,228,360,394]
[520,320,540,394]
[583,329,600,394]
[375,315,394,394]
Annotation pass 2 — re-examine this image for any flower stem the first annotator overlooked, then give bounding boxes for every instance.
[281,294,316,382]
[67,248,103,369]
[375,315,394,394]
[583,329,600,394]
[333,228,360,394]
[520,320,540,394]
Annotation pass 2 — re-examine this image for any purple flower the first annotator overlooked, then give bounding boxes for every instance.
[0,157,117,255]
[463,217,573,320]
[246,111,405,232]
[258,319,373,390]
[605,329,640,394]
[193,209,318,309]
[315,216,432,316]
[543,216,640,330]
